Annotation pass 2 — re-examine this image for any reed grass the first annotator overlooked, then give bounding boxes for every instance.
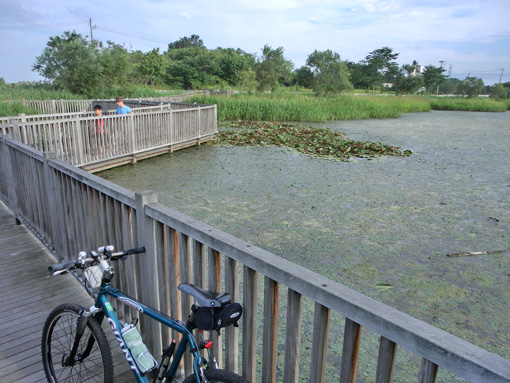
[428,97,508,112]
[190,93,432,122]
[0,101,39,117]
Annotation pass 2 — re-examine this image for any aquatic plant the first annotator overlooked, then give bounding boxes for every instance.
[217,121,412,160]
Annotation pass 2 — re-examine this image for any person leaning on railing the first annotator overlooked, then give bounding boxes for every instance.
[94,105,107,156]
[115,96,131,150]
[116,96,132,114]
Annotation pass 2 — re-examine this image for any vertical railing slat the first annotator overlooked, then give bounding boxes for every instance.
[418,358,439,383]
[284,288,303,383]
[208,248,222,367]
[242,266,258,382]
[225,256,240,373]
[340,318,362,383]
[262,277,279,383]
[310,302,330,383]
[376,336,397,383]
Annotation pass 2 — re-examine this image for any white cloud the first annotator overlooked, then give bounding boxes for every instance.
[0,0,508,84]
[179,12,192,20]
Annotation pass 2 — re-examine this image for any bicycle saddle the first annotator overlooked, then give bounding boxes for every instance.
[178,283,231,307]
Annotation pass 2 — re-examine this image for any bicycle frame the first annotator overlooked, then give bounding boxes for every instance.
[91,283,206,383]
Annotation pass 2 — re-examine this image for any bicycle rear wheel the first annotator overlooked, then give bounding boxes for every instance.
[182,368,248,383]
[41,303,114,383]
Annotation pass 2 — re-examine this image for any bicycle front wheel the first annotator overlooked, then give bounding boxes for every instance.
[182,368,248,383]
[41,303,114,383]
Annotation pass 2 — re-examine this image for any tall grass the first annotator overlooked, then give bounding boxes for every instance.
[190,93,431,122]
[0,101,39,117]
[0,83,82,101]
[429,97,508,112]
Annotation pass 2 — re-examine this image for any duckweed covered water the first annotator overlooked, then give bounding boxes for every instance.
[100,110,510,378]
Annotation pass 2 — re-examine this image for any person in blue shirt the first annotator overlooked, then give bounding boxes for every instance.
[116,96,132,114]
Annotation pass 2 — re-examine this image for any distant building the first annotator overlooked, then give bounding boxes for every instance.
[411,61,425,77]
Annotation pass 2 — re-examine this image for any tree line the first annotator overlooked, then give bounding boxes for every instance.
[18,32,510,98]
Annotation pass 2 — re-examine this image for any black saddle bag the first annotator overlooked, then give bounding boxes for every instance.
[189,303,243,332]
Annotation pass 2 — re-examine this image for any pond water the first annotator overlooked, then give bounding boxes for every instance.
[99,110,510,361]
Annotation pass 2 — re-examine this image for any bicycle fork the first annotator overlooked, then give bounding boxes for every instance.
[63,306,101,367]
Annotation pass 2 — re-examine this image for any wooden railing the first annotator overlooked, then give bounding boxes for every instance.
[1,102,216,172]
[0,135,509,383]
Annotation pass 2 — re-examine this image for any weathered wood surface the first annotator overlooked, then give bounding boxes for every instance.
[2,133,510,383]
[3,100,217,172]
[0,200,136,383]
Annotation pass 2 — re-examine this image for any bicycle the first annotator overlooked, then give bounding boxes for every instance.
[41,245,248,383]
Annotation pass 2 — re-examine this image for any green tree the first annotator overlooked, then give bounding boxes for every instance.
[166,53,217,89]
[165,41,219,89]
[490,83,507,98]
[363,47,400,92]
[255,45,293,92]
[168,34,204,50]
[457,77,485,98]
[391,64,424,95]
[346,61,372,89]
[294,66,314,89]
[217,48,250,89]
[98,41,133,90]
[139,48,164,86]
[238,69,258,92]
[306,50,352,95]
[439,78,462,94]
[423,65,447,94]
[32,31,102,96]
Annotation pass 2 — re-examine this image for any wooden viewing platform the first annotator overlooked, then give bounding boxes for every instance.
[1,115,509,382]
[0,201,138,383]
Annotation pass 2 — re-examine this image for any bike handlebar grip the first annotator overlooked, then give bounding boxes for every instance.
[123,247,146,255]
[48,260,77,273]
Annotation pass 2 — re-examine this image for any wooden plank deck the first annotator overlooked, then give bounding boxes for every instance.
[0,200,136,382]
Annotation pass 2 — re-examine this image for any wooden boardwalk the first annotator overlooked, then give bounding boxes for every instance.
[0,201,136,382]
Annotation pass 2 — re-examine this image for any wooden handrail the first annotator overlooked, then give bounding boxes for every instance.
[1,134,509,382]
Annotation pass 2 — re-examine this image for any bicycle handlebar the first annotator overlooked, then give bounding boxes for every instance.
[48,260,79,273]
[113,247,146,257]
[48,246,146,274]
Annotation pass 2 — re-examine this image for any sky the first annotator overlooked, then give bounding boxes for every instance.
[1,0,509,86]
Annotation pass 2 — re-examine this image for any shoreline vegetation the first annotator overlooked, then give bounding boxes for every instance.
[189,93,510,122]
[2,90,508,160]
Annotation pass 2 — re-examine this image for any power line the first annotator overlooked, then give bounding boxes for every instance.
[0,21,88,30]
[94,24,169,45]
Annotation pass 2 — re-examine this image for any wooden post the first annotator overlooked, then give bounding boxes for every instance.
[135,191,161,354]
[128,114,136,162]
[0,136,18,218]
[42,151,61,254]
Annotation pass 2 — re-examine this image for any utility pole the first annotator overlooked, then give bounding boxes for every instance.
[499,68,504,83]
[89,18,93,42]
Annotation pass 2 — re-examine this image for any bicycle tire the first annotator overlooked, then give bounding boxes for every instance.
[181,368,248,383]
[41,303,114,383]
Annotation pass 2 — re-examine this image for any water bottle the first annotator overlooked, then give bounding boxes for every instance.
[121,323,157,373]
